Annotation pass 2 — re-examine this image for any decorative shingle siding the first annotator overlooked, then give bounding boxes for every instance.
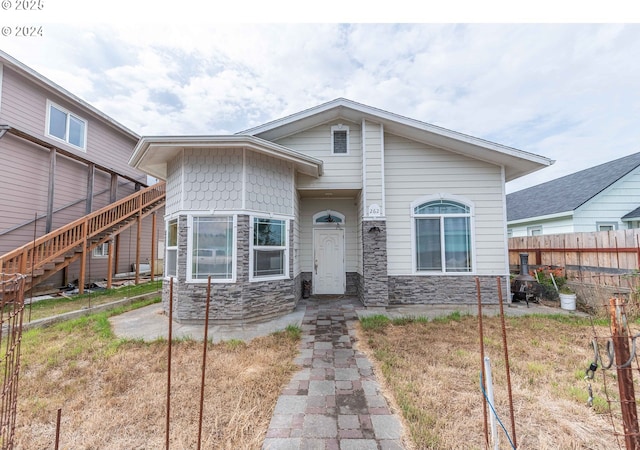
[182,148,243,211]
[245,151,293,215]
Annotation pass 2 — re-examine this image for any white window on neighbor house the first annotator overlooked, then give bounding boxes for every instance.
[527,226,542,236]
[412,197,474,273]
[251,216,289,280]
[92,242,109,258]
[166,219,178,277]
[597,222,618,232]
[188,215,235,282]
[331,124,349,154]
[46,100,87,150]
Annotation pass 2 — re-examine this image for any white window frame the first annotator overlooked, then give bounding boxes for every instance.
[527,225,542,236]
[331,124,349,155]
[411,194,475,274]
[186,214,237,283]
[250,215,290,282]
[46,100,87,151]
[92,242,109,258]
[165,218,178,278]
[596,222,618,231]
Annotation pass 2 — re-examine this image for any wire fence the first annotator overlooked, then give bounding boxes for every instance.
[0,273,26,450]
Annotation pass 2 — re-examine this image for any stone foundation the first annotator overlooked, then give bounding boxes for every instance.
[388,275,509,305]
[162,277,296,324]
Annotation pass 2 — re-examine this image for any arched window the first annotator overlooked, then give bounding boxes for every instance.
[412,197,473,273]
[313,210,345,225]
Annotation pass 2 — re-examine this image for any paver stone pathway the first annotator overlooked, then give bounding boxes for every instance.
[262,297,405,450]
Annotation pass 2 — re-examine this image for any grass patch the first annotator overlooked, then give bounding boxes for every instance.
[20,280,162,322]
[359,314,391,331]
[432,310,465,323]
[284,324,302,339]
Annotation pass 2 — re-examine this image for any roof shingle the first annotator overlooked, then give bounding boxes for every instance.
[507,152,640,222]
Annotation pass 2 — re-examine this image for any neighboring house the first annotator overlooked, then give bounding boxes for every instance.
[0,50,162,290]
[507,152,640,236]
[130,98,552,322]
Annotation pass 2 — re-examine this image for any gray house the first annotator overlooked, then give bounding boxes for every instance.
[507,152,640,236]
[130,98,552,322]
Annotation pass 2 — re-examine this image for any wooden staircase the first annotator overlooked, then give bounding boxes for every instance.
[0,182,166,293]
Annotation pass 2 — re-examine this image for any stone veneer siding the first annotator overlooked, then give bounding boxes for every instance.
[162,214,297,323]
[360,220,388,306]
[388,275,509,305]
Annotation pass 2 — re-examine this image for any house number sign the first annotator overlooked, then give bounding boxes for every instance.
[368,204,381,218]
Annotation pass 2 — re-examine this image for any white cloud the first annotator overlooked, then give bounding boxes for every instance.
[2,23,639,193]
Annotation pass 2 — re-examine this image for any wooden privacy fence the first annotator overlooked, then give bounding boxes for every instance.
[508,229,640,289]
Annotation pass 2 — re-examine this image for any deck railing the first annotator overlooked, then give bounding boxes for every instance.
[0,182,165,286]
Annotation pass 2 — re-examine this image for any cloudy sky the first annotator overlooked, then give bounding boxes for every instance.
[1,2,638,193]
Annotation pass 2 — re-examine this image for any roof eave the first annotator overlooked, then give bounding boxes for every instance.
[130,135,324,180]
[507,210,574,225]
[240,98,553,180]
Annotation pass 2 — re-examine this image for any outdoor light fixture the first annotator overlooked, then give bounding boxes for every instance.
[368,226,381,233]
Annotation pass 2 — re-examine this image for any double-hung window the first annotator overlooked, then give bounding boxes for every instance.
[166,219,178,277]
[190,216,235,282]
[413,198,473,273]
[46,100,87,150]
[252,217,288,279]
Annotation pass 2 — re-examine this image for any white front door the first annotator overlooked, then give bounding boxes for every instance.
[313,229,345,295]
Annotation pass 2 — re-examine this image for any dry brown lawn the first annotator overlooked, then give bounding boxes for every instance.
[14,301,633,450]
[14,306,300,449]
[357,312,626,450]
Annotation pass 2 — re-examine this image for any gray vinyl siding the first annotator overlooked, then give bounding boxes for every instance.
[293,190,301,276]
[384,133,506,275]
[364,120,383,211]
[356,190,363,275]
[299,197,359,273]
[276,120,362,191]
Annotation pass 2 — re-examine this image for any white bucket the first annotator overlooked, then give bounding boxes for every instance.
[559,293,576,311]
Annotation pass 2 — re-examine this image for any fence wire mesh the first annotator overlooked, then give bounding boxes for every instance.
[0,274,26,450]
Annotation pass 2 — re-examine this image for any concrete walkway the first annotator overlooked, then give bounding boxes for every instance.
[262,297,405,450]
